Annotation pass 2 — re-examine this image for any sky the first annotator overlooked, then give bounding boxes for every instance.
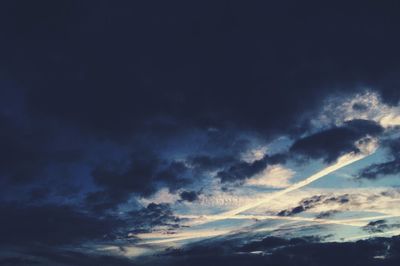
[1,1,400,265]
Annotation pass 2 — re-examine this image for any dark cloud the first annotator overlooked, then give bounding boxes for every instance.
[187,155,237,173]
[237,236,323,253]
[359,160,400,179]
[0,113,82,185]
[0,0,398,207]
[278,194,350,216]
[290,119,383,163]
[29,187,51,202]
[0,203,123,245]
[91,154,159,197]
[89,154,190,211]
[324,194,350,204]
[363,220,391,233]
[157,235,400,266]
[358,138,400,179]
[2,1,400,143]
[363,220,400,233]
[217,153,286,183]
[0,247,136,266]
[315,210,340,219]
[127,203,180,234]
[179,190,200,202]
[5,234,400,266]
[85,189,132,214]
[278,195,325,216]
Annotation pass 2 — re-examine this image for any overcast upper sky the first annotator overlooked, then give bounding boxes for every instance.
[1,1,400,265]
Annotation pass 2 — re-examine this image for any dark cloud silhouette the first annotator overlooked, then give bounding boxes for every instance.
[359,160,400,180]
[187,155,237,173]
[179,190,200,202]
[0,113,83,185]
[363,220,400,233]
[84,189,133,214]
[217,153,286,183]
[89,155,191,211]
[127,203,180,234]
[358,138,400,179]
[237,236,324,253]
[0,203,123,245]
[91,155,160,197]
[278,194,350,216]
[315,210,340,219]
[290,120,383,163]
[2,1,400,144]
[0,247,136,266]
[157,235,400,266]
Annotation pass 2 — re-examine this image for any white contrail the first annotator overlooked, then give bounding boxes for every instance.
[179,213,395,228]
[139,229,231,245]
[219,152,370,217]
[184,148,375,226]
[138,214,393,245]
[139,140,378,245]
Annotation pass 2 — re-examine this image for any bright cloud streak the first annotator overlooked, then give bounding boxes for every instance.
[138,229,232,245]
[245,164,295,188]
[209,147,374,220]
[137,137,380,247]
[138,214,396,245]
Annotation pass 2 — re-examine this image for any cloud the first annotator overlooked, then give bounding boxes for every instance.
[240,146,268,163]
[358,160,400,180]
[0,247,136,266]
[362,219,400,233]
[89,155,191,211]
[0,113,83,184]
[187,155,237,173]
[0,203,123,245]
[127,203,181,234]
[315,210,340,219]
[140,188,181,205]
[245,165,295,188]
[212,146,373,219]
[217,153,287,183]
[290,119,383,163]
[179,190,200,202]
[312,91,400,129]
[357,137,400,179]
[277,194,349,216]
[157,235,400,266]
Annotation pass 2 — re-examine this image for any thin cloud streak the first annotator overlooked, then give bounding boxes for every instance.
[220,151,372,217]
[138,214,395,245]
[185,145,376,227]
[143,141,379,246]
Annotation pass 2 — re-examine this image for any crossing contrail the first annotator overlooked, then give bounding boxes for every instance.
[138,213,394,245]
[139,140,379,245]
[183,146,376,226]
[218,151,371,218]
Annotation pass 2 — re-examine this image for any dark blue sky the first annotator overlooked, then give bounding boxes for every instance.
[1,1,400,265]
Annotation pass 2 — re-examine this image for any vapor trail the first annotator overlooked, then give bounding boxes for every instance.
[179,213,393,228]
[141,141,378,245]
[185,148,375,226]
[138,214,392,245]
[219,152,370,217]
